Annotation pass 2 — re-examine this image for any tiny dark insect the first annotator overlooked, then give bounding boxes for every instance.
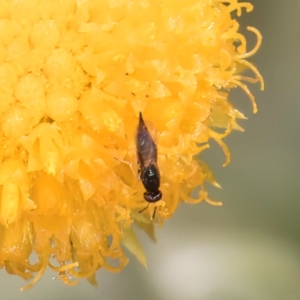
[136,112,162,219]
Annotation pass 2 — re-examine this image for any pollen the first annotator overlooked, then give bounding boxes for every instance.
[0,0,263,290]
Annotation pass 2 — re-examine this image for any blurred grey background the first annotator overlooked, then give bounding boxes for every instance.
[1,1,299,299]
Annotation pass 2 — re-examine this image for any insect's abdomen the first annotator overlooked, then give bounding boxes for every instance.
[136,130,157,165]
[136,113,157,166]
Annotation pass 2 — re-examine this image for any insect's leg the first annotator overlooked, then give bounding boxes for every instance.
[137,167,141,180]
[114,157,134,171]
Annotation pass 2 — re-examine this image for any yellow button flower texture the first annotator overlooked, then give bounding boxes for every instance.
[0,0,263,290]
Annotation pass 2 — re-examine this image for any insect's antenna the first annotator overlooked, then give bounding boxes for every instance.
[139,203,149,214]
[138,204,157,220]
[151,207,157,220]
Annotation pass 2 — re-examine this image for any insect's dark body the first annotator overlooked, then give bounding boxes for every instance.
[136,112,162,206]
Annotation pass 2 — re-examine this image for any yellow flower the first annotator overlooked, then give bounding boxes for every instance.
[0,0,263,290]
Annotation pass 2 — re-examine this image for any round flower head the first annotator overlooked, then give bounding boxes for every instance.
[0,0,263,290]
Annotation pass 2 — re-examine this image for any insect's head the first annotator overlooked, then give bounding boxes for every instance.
[143,190,162,203]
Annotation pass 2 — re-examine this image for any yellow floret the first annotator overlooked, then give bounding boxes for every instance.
[0,0,263,290]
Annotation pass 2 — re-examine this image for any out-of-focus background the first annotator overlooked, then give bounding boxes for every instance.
[1,1,300,299]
